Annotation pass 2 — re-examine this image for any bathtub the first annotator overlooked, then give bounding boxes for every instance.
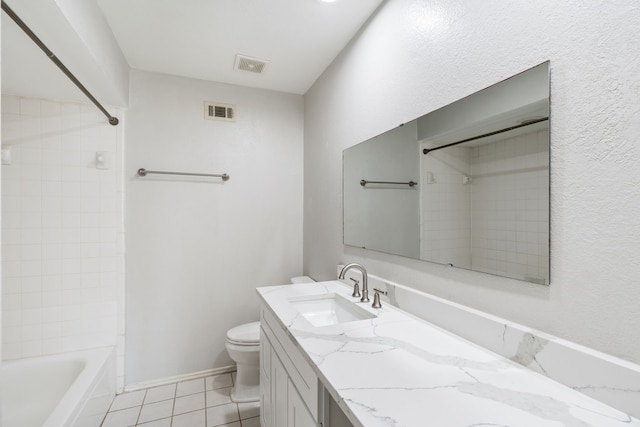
[1,347,116,427]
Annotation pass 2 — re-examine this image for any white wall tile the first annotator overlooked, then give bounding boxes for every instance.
[21,340,43,358]
[3,277,21,294]
[21,228,42,245]
[21,324,42,341]
[21,308,42,325]
[21,213,42,228]
[2,96,125,364]
[42,275,62,291]
[3,325,21,343]
[20,98,41,116]
[42,291,63,308]
[3,343,22,360]
[2,96,20,114]
[16,283,35,302]
[42,338,62,354]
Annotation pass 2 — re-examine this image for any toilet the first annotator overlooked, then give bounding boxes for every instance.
[225,276,315,402]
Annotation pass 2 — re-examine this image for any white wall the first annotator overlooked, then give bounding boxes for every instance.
[126,70,303,384]
[1,96,125,371]
[303,0,640,365]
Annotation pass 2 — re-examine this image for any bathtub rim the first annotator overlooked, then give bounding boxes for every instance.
[2,346,116,427]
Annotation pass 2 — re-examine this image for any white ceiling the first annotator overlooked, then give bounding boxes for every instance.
[2,0,384,104]
[96,0,384,94]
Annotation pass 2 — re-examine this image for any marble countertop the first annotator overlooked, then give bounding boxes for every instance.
[256,281,640,427]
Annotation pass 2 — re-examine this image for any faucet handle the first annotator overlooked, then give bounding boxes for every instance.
[372,288,387,309]
[350,278,361,298]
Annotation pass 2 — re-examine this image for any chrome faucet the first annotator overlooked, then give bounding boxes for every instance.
[339,263,369,303]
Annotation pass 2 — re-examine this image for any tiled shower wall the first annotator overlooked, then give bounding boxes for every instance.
[419,145,472,268]
[1,96,125,387]
[470,129,549,283]
[419,129,549,283]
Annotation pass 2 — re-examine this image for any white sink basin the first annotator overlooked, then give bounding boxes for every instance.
[289,293,376,327]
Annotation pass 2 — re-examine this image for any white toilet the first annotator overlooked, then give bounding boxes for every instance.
[225,276,315,402]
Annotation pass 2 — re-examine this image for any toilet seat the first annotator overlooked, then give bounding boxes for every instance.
[226,321,260,345]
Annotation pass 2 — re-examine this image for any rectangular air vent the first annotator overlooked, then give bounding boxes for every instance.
[204,102,235,122]
[234,54,269,74]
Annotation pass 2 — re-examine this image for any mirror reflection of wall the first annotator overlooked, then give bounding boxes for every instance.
[343,121,420,259]
[343,62,550,285]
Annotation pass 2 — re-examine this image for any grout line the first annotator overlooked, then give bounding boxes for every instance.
[106,374,246,427]
[134,389,147,426]
[204,381,208,427]
[169,382,178,416]
[170,389,177,426]
[235,401,241,427]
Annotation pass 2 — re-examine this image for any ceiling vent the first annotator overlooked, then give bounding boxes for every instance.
[235,54,268,74]
[204,102,235,122]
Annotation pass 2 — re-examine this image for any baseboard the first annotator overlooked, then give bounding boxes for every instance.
[123,365,237,393]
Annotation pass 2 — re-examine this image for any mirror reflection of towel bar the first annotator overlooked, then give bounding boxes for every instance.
[360,180,417,187]
[138,168,229,181]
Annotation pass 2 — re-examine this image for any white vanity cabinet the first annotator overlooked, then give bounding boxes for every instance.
[287,378,318,427]
[260,306,320,427]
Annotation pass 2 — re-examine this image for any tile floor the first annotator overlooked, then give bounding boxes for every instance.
[101,373,260,427]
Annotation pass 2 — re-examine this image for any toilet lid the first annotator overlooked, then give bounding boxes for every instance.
[227,321,260,344]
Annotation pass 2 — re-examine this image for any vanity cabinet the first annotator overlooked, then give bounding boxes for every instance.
[287,378,318,427]
[260,306,320,427]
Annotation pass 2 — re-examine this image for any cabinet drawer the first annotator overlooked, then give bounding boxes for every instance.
[261,307,319,421]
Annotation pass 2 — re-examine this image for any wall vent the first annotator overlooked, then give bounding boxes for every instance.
[234,54,268,74]
[204,102,235,122]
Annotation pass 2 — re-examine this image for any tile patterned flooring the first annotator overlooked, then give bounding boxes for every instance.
[101,373,260,427]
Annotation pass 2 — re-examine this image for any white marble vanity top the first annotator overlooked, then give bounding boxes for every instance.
[256,281,640,427]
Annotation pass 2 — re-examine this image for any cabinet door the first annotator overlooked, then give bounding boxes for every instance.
[272,350,289,427]
[260,328,272,427]
[287,379,317,427]
[262,307,319,420]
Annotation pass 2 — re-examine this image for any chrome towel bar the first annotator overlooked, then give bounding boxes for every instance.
[360,179,417,187]
[137,168,229,181]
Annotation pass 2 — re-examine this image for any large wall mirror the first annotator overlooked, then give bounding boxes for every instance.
[343,62,550,285]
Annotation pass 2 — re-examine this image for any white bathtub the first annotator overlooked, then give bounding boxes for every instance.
[1,347,116,427]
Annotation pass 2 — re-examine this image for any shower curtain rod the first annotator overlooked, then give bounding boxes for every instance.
[422,116,548,155]
[1,1,119,126]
